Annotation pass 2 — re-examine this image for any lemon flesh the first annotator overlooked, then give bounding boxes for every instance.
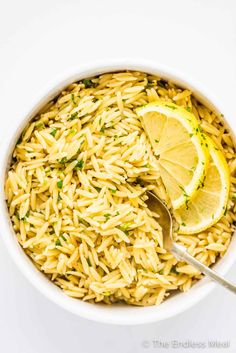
[137,102,209,209]
[175,137,230,234]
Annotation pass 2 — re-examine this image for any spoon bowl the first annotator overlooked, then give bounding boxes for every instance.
[146,191,236,295]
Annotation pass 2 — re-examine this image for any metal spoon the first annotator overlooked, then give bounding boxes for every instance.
[146,191,236,294]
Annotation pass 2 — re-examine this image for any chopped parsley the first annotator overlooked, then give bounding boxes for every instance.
[94,187,101,192]
[158,79,166,88]
[55,239,61,246]
[68,129,77,136]
[171,265,179,275]
[22,211,30,221]
[59,157,67,164]
[104,213,111,221]
[50,128,57,137]
[197,175,206,190]
[57,180,63,189]
[100,125,105,133]
[16,135,23,145]
[35,122,45,130]
[155,139,159,143]
[146,80,154,88]
[69,112,78,121]
[118,223,131,235]
[186,107,192,112]
[82,79,95,88]
[71,94,76,104]
[179,185,190,208]
[79,218,90,227]
[165,104,177,110]
[74,159,84,170]
[111,189,117,194]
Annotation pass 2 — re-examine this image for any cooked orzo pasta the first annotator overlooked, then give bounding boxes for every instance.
[5,71,236,306]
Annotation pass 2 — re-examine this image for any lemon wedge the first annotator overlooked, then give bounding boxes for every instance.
[137,101,209,209]
[174,136,230,234]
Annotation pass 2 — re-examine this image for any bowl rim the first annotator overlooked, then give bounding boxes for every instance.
[0,58,235,325]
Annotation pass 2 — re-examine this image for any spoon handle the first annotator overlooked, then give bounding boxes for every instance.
[172,242,236,294]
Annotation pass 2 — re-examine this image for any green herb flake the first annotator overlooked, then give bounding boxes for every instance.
[55,239,61,246]
[74,159,84,170]
[165,104,177,110]
[159,269,164,275]
[15,212,20,220]
[104,213,111,221]
[181,222,186,226]
[100,126,105,133]
[154,139,159,143]
[171,265,179,275]
[59,157,67,164]
[158,80,166,88]
[35,122,45,130]
[69,112,78,121]
[22,210,30,222]
[186,107,191,112]
[57,180,63,189]
[71,94,76,104]
[57,193,62,202]
[82,79,95,88]
[94,187,101,192]
[146,80,154,89]
[50,128,57,137]
[69,129,77,136]
[16,135,23,145]
[79,218,90,227]
[179,185,190,209]
[111,189,117,194]
[118,223,131,234]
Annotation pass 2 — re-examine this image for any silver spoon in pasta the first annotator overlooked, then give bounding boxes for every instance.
[146,191,236,294]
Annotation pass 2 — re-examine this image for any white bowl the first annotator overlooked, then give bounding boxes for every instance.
[0,59,235,325]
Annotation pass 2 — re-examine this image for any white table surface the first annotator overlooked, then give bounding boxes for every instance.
[0,1,236,352]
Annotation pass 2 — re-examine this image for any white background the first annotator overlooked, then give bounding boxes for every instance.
[0,1,236,352]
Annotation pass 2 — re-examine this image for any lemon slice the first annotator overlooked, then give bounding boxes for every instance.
[174,136,230,234]
[137,101,209,209]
